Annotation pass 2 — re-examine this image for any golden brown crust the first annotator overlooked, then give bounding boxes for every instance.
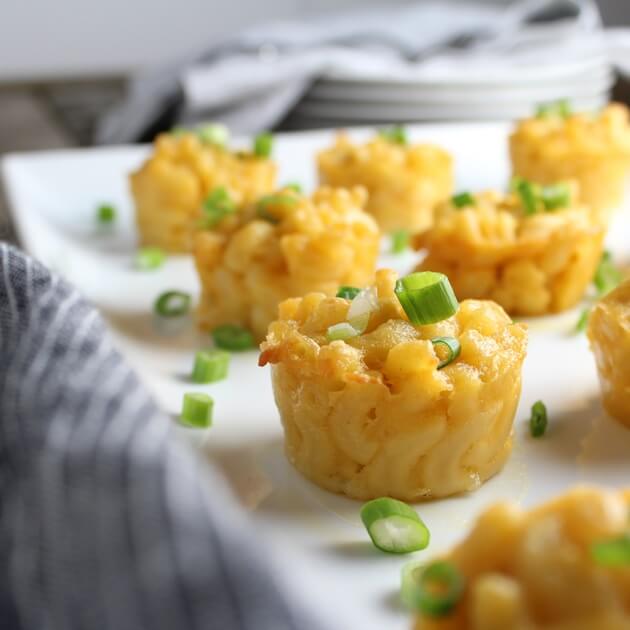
[130,132,277,252]
[510,103,630,213]
[317,133,453,232]
[261,269,527,501]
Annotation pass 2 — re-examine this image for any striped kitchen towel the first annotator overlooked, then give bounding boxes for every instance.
[0,243,328,630]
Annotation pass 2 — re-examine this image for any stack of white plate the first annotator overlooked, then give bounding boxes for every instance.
[287,52,613,128]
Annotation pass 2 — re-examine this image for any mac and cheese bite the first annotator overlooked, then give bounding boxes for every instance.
[259,269,527,501]
[194,186,379,342]
[416,486,630,630]
[415,187,605,316]
[317,131,453,233]
[130,131,277,252]
[510,103,630,213]
[588,278,630,428]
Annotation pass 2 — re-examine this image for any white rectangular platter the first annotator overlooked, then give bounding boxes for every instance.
[3,123,630,630]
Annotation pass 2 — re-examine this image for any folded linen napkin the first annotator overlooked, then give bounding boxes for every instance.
[0,243,328,630]
[96,0,602,143]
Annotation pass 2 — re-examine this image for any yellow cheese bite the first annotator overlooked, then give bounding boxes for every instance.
[317,131,453,233]
[194,186,379,342]
[510,103,630,213]
[415,486,630,630]
[588,279,630,428]
[130,131,277,252]
[259,269,527,501]
[415,186,605,316]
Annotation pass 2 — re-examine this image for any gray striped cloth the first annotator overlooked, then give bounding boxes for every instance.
[0,243,327,630]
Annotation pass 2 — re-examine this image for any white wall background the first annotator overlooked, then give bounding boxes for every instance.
[0,0,394,81]
[0,0,627,81]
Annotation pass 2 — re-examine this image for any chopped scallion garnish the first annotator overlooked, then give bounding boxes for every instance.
[97,203,116,225]
[529,400,548,437]
[154,291,192,318]
[135,247,166,271]
[336,286,361,300]
[284,182,302,193]
[326,322,359,342]
[253,132,274,157]
[391,230,410,254]
[191,350,230,384]
[575,308,590,333]
[591,534,630,567]
[431,336,461,369]
[347,286,378,333]
[378,125,408,145]
[452,192,475,209]
[395,272,459,325]
[412,561,465,618]
[594,251,622,296]
[256,193,297,223]
[540,183,571,210]
[514,179,539,215]
[197,123,229,147]
[535,99,572,119]
[181,392,214,428]
[360,497,430,554]
[202,187,236,228]
[212,324,255,351]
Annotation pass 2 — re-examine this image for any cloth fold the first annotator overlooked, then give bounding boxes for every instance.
[0,243,327,630]
[96,0,604,143]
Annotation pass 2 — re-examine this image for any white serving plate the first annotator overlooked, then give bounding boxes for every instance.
[3,123,630,630]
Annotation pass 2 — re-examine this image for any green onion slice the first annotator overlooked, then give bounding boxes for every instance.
[515,179,539,215]
[431,336,461,369]
[212,324,255,351]
[529,400,548,438]
[135,247,166,271]
[97,203,116,224]
[452,192,475,209]
[360,497,430,554]
[347,286,378,333]
[202,187,236,227]
[378,124,408,145]
[594,251,622,296]
[327,322,359,342]
[391,230,410,254]
[256,193,297,223]
[395,272,459,325]
[540,183,571,211]
[536,99,572,119]
[181,392,214,428]
[253,131,274,157]
[284,181,302,193]
[197,123,229,147]
[154,291,192,318]
[191,349,230,384]
[575,308,590,333]
[412,561,465,618]
[591,534,630,567]
[336,286,361,300]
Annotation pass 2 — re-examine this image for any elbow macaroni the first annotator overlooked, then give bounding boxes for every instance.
[417,486,630,630]
[415,190,604,316]
[260,269,527,501]
[130,132,277,252]
[194,186,380,341]
[317,133,453,233]
[510,103,630,213]
[588,279,630,428]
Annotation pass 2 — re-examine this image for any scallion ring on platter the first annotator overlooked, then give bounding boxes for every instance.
[431,336,461,369]
[360,497,430,554]
[336,286,361,300]
[413,561,465,618]
[326,322,359,342]
[154,291,192,318]
[591,533,630,567]
[346,286,378,333]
